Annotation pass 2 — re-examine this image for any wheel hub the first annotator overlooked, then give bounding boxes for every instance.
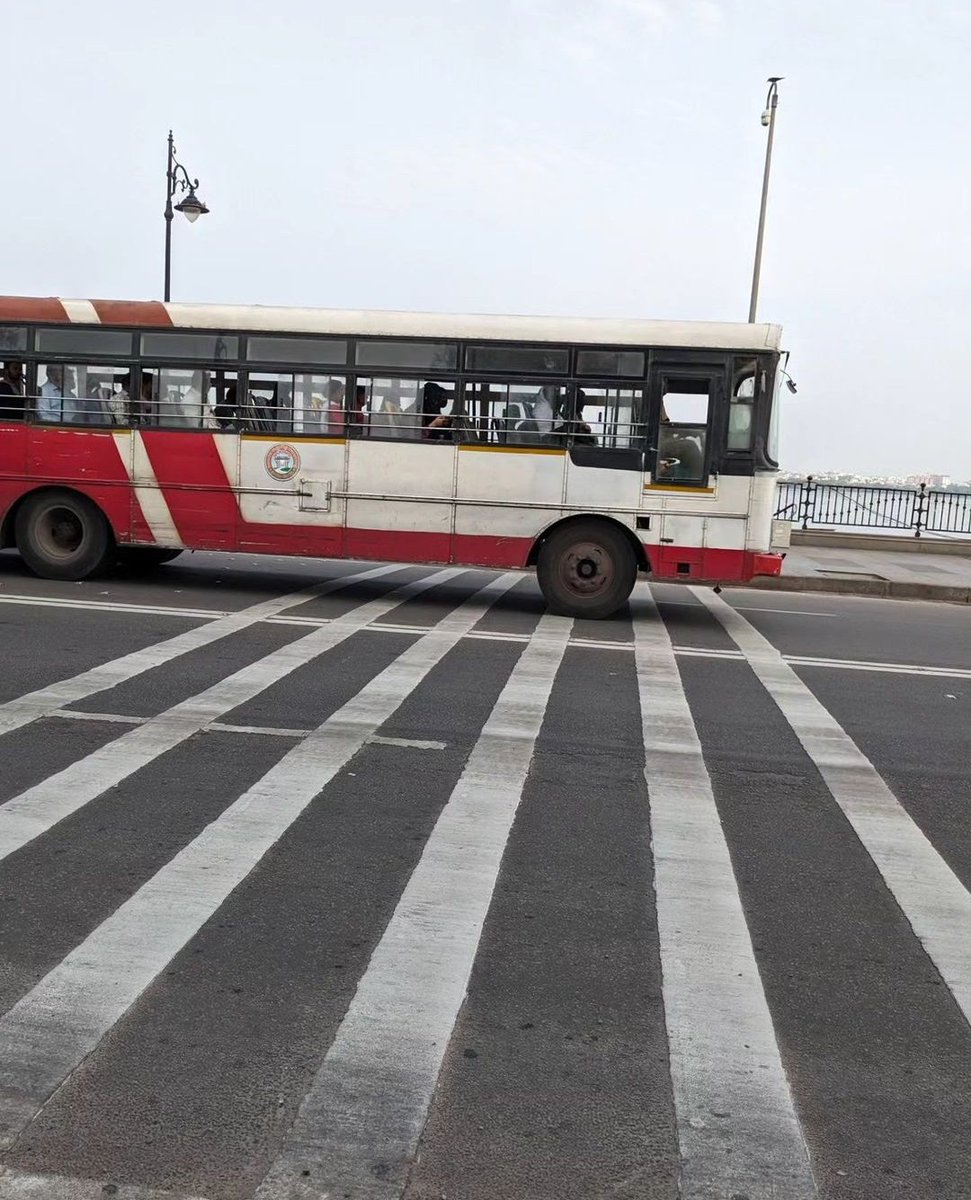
[37,506,84,559]
[557,540,614,598]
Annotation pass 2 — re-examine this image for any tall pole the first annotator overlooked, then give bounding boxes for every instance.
[163,131,175,303]
[748,77,782,323]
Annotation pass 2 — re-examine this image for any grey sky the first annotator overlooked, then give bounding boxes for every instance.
[3,0,969,478]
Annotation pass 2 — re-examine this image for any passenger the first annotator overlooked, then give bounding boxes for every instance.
[131,373,154,423]
[420,382,452,441]
[349,384,368,432]
[530,384,560,434]
[38,365,81,423]
[0,360,25,420]
[325,377,346,434]
[214,383,238,430]
[161,370,208,427]
[551,390,595,446]
[109,373,132,424]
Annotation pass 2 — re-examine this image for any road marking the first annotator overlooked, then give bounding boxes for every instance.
[0,1165,206,1199]
[634,586,817,1200]
[367,734,447,750]
[0,594,232,619]
[48,711,450,750]
[4,586,970,676]
[694,586,971,1030]
[0,568,461,865]
[0,563,405,739]
[0,572,522,1153]
[254,612,572,1200]
[659,598,836,618]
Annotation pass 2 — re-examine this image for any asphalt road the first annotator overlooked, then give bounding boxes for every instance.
[0,548,968,1200]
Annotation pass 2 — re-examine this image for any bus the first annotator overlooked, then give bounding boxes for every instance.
[0,296,786,618]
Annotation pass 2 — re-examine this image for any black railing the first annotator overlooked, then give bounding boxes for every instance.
[775,477,971,538]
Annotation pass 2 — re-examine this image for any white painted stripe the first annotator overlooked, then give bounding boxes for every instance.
[0,563,402,739]
[694,586,971,1028]
[0,1166,205,1200]
[52,711,447,749]
[59,299,100,325]
[661,599,836,618]
[116,431,184,547]
[254,611,572,1199]
[51,709,145,726]
[0,572,521,1153]
[368,734,446,750]
[0,568,460,864]
[635,586,817,1199]
[206,720,307,738]
[0,594,231,619]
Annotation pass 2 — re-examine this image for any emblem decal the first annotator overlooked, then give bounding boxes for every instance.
[264,443,301,481]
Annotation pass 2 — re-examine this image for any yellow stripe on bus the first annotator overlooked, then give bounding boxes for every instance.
[459,444,566,456]
[643,483,716,494]
[241,435,348,445]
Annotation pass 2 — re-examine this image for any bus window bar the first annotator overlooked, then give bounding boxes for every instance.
[10,395,654,448]
[774,476,971,538]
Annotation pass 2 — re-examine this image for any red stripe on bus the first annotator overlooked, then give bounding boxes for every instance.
[645,544,783,581]
[0,297,68,323]
[138,431,237,549]
[90,300,173,327]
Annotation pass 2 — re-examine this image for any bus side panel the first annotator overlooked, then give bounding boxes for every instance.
[235,436,345,557]
[137,430,238,551]
[25,426,136,543]
[344,440,454,564]
[453,447,566,567]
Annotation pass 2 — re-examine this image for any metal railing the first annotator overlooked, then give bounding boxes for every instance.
[775,476,971,538]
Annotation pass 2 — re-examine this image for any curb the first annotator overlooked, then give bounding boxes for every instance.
[741,574,971,604]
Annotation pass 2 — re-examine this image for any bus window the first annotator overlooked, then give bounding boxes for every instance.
[572,386,645,450]
[465,380,565,446]
[728,358,757,451]
[143,367,240,429]
[358,377,457,441]
[246,372,347,436]
[35,362,131,425]
[657,379,711,483]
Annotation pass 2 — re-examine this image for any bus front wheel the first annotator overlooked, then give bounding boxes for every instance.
[15,489,112,581]
[536,520,637,619]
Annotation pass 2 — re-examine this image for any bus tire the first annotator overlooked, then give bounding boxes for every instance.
[536,519,637,619]
[14,489,112,581]
[115,547,184,570]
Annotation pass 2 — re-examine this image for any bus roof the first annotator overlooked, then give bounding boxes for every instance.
[0,296,783,352]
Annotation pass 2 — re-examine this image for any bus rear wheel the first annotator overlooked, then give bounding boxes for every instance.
[536,520,637,619]
[15,489,112,581]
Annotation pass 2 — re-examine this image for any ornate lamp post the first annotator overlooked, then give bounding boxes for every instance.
[748,77,782,323]
[163,130,209,302]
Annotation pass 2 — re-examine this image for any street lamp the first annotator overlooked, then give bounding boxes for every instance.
[163,130,209,302]
[748,77,782,323]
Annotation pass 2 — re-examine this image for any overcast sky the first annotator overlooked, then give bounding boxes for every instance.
[3,0,969,478]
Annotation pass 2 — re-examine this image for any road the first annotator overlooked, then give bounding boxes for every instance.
[0,549,969,1200]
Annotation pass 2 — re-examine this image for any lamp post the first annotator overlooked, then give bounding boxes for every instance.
[748,77,782,323]
[163,130,209,302]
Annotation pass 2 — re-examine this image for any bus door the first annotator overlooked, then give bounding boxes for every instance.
[645,364,721,572]
[235,371,346,556]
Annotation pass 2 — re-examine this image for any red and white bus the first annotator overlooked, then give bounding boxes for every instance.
[0,296,785,618]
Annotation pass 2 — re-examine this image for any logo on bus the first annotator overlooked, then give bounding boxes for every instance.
[264,444,301,480]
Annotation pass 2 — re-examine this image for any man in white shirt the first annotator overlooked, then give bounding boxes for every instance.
[38,365,82,423]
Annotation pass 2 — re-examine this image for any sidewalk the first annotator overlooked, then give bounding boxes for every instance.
[743,533,971,604]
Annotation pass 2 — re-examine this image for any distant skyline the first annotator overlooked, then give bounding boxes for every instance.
[2,0,969,477]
